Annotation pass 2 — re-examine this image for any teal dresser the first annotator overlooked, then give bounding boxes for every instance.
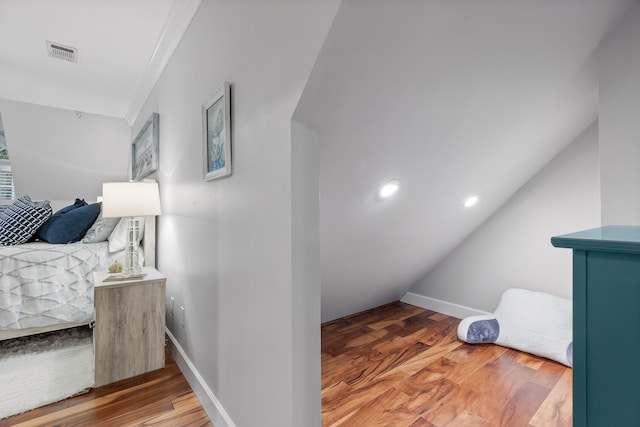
[552,226,640,427]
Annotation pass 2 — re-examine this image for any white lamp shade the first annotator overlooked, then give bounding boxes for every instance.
[102,181,161,218]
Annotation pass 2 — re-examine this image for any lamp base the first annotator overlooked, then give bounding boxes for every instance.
[123,217,141,274]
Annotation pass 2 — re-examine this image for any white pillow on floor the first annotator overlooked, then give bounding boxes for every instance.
[457,288,573,367]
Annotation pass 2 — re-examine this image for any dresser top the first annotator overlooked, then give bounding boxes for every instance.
[552,225,640,254]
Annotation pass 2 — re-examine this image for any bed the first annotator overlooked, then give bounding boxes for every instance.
[0,196,156,341]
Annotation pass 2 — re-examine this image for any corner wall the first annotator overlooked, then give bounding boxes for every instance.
[130,2,339,426]
[599,1,640,225]
[291,120,321,427]
[408,123,600,313]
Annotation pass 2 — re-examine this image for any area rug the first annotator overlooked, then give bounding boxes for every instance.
[0,326,94,419]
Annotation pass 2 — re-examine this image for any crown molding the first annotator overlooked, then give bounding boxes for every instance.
[125,0,202,125]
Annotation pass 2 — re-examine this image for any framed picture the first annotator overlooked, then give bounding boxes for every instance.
[203,82,231,181]
[132,112,159,181]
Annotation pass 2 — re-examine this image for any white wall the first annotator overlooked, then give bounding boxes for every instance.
[131,1,339,426]
[599,1,640,225]
[409,122,600,313]
[291,120,321,427]
[0,98,130,207]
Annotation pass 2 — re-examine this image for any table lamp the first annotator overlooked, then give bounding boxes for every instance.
[102,181,161,274]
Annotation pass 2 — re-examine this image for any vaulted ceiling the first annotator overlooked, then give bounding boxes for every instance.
[294,0,638,320]
[0,0,637,322]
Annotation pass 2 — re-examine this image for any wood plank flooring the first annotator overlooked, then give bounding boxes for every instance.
[322,301,572,427]
[0,348,213,427]
[2,301,571,426]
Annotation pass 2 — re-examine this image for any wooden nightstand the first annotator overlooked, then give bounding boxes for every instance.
[93,266,166,387]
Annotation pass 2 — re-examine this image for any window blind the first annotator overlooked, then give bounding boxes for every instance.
[0,169,15,201]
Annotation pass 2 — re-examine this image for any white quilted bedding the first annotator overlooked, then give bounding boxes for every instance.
[0,241,119,330]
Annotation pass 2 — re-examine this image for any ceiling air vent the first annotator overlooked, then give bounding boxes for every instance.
[46,41,78,63]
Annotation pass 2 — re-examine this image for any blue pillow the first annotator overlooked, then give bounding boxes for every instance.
[36,201,101,244]
[0,196,53,245]
[57,198,87,214]
[36,198,86,240]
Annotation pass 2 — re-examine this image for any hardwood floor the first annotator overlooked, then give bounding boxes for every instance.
[2,302,571,426]
[0,348,213,427]
[322,301,572,427]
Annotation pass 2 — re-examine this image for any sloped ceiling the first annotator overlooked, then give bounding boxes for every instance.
[0,0,200,123]
[294,0,638,321]
[1,0,637,323]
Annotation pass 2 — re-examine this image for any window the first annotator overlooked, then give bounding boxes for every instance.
[0,165,14,201]
[0,112,15,203]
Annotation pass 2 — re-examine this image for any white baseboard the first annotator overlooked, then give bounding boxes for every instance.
[165,328,236,427]
[401,292,489,319]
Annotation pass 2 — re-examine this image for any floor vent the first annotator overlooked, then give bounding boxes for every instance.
[46,41,78,63]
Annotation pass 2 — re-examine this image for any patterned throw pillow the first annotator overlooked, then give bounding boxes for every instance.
[0,196,53,245]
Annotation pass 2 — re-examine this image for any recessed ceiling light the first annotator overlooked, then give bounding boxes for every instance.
[464,196,478,208]
[378,180,399,199]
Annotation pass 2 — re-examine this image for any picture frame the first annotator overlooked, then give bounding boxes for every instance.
[131,112,159,181]
[203,82,231,181]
